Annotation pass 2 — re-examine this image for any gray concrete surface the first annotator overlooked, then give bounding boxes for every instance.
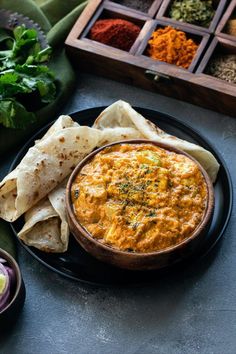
[1,73,236,354]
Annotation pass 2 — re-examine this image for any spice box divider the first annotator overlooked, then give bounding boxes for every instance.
[67,0,103,40]
[109,0,163,18]
[157,0,228,33]
[65,0,236,117]
[216,0,236,42]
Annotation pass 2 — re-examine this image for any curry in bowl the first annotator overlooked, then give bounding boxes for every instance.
[71,142,209,253]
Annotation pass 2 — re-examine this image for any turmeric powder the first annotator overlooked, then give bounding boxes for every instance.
[147,26,198,69]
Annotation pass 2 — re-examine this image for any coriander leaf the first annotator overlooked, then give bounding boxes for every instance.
[0,71,18,84]
[0,71,32,98]
[9,26,38,64]
[37,79,56,103]
[15,63,50,76]
[13,26,25,41]
[21,76,38,90]
[0,99,35,128]
[0,24,56,129]
[34,47,52,63]
[20,28,38,40]
[25,55,34,65]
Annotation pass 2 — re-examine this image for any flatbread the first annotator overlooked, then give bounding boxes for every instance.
[35,115,79,143]
[18,180,68,253]
[0,123,102,221]
[93,100,220,182]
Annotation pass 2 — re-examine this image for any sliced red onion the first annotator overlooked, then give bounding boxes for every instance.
[0,261,11,312]
[0,284,10,312]
[5,265,16,286]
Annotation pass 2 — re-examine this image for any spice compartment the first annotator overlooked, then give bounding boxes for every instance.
[72,0,149,55]
[111,0,163,17]
[197,36,236,84]
[134,19,210,72]
[216,0,236,41]
[80,0,149,53]
[157,0,228,33]
[65,0,236,117]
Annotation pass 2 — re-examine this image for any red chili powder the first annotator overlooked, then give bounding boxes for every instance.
[89,18,141,51]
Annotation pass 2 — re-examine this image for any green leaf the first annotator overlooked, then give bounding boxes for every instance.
[0,99,35,129]
[21,28,38,41]
[0,71,18,84]
[37,79,56,103]
[15,63,50,76]
[35,47,52,63]
[13,25,25,41]
[0,71,31,98]
[21,76,38,90]
[25,55,34,65]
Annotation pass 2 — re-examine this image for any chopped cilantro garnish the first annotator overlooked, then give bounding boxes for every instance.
[119,182,130,193]
[74,189,79,199]
[132,222,140,230]
[146,211,156,217]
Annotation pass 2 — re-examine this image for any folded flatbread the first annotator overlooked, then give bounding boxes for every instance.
[93,100,220,183]
[18,180,68,253]
[35,114,79,143]
[0,120,102,222]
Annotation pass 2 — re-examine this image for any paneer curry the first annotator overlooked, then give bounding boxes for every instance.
[71,143,208,253]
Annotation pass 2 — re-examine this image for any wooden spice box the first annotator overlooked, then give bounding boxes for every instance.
[65,0,236,117]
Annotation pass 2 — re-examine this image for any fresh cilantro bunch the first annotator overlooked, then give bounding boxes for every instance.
[0,25,56,129]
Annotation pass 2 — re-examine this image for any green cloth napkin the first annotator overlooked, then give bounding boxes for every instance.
[0,0,87,256]
[0,0,87,155]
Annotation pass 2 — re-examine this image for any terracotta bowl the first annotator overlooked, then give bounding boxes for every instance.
[0,248,25,330]
[66,140,214,271]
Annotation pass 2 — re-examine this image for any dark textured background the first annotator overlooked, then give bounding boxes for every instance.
[1,73,236,354]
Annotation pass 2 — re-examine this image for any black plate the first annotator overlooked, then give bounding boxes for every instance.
[10,107,233,286]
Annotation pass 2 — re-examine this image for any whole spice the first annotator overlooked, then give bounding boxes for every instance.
[206,54,236,84]
[169,0,215,27]
[89,18,141,51]
[226,19,236,37]
[147,26,198,69]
